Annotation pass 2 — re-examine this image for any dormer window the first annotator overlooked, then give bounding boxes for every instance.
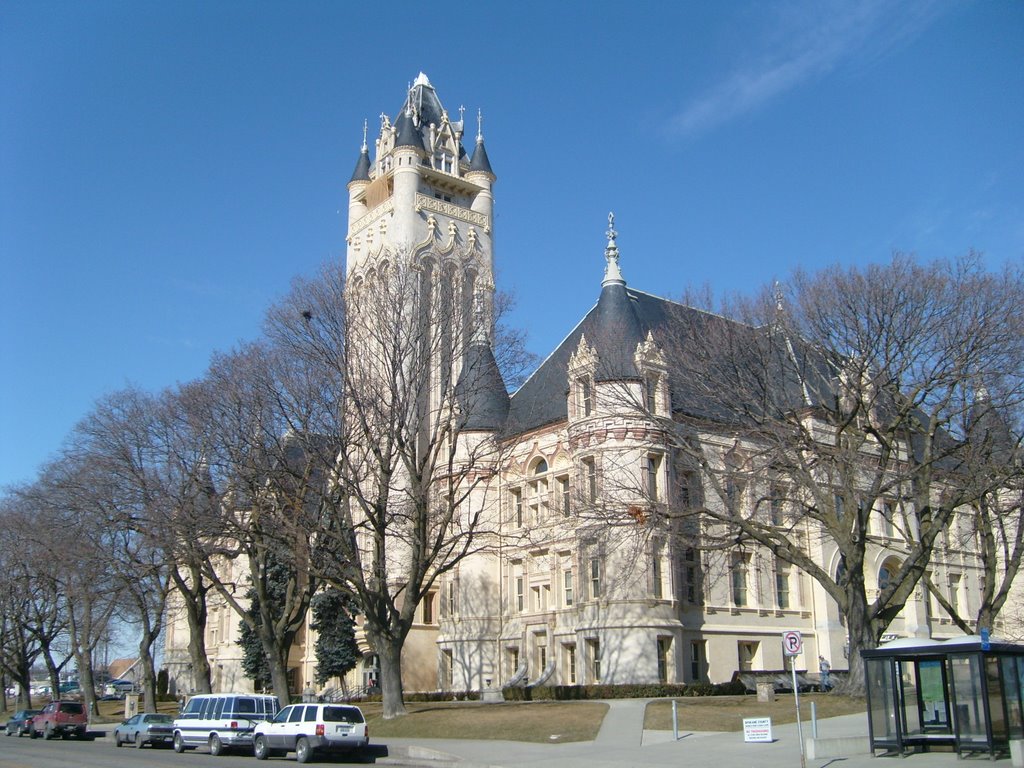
[434,151,455,174]
[578,377,593,417]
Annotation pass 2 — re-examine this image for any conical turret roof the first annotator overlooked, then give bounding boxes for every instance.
[349,147,371,183]
[455,337,510,431]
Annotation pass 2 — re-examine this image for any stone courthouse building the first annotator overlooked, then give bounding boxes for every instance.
[164,74,1003,697]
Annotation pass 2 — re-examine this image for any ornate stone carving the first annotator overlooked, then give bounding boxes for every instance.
[351,198,394,234]
[415,193,489,230]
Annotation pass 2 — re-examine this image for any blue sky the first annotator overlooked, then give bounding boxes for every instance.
[2,0,1022,490]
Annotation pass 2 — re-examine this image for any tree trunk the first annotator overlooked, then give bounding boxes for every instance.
[40,643,64,702]
[376,636,406,719]
[258,621,294,706]
[174,567,212,694]
[138,631,159,712]
[840,595,878,695]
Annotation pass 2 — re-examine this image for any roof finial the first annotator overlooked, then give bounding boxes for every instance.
[361,119,368,152]
[458,104,465,124]
[603,211,624,285]
[477,108,484,143]
[774,280,785,313]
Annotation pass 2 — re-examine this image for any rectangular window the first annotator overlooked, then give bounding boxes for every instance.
[563,569,574,607]
[587,639,601,683]
[690,640,704,681]
[582,457,597,503]
[566,645,577,684]
[589,557,602,599]
[422,593,435,624]
[446,580,457,617]
[558,475,571,517]
[949,573,961,614]
[657,637,672,683]
[769,486,783,526]
[652,543,663,599]
[880,501,895,538]
[645,374,659,413]
[580,378,593,416]
[507,647,519,678]
[441,650,453,689]
[738,641,758,672]
[644,453,662,501]
[731,554,748,607]
[776,563,790,610]
[511,489,523,528]
[516,576,524,613]
[726,476,745,514]
[683,548,698,604]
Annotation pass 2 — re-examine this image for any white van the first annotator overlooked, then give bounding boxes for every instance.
[172,693,279,756]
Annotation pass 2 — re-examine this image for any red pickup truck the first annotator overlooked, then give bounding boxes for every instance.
[31,700,88,739]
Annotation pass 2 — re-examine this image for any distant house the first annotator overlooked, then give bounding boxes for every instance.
[106,657,143,686]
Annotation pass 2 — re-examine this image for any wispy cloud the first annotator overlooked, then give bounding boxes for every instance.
[669,0,944,139]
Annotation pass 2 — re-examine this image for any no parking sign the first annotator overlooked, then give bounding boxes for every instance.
[782,630,802,656]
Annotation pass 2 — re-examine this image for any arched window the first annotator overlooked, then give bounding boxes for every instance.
[532,458,548,475]
[835,556,848,587]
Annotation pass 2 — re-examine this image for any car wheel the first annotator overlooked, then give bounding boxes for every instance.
[5,726,11,737]
[296,736,313,764]
[209,733,224,756]
[29,727,38,739]
[254,735,270,760]
[136,732,145,749]
[173,732,186,753]
[114,731,122,747]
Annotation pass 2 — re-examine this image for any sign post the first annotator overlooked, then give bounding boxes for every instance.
[782,631,806,768]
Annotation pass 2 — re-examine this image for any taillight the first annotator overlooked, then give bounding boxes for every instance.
[230,721,237,729]
[316,723,325,737]
[365,725,369,739]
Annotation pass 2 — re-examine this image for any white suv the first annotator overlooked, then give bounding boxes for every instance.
[252,702,368,763]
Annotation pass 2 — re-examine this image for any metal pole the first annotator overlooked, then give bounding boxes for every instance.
[811,701,817,739]
[793,654,806,768]
[672,699,679,741]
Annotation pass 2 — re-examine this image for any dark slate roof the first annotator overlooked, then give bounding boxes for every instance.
[349,147,371,183]
[394,110,424,151]
[394,76,467,158]
[590,280,645,382]
[455,339,510,431]
[506,288,838,437]
[469,138,494,176]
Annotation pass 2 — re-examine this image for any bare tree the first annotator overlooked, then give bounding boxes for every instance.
[653,254,1024,688]
[265,256,529,718]
[185,341,340,706]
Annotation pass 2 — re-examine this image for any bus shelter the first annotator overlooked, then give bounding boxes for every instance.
[862,636,1024,759]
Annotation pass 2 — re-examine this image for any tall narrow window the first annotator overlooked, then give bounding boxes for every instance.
[644,453,662,501]
[737,641,758,672]
[731,554,749,607]
[589,557,602,599]
[446,579,457,617]
[566,645,577,684]
[684,548,698,603]
[579,378,593,417]
[441,650,453,689]
[948,573,961,614]
[422,593,435,624]
[690,640,704,681]
[515,575,524,613]
[558,475,571,517]
[880,501,895,538]
[652,542,663,599]
[582,457,597,503]
[769,485,783,526]
[511,489,523,528]
[563,569,574,607]
[645,374,659,413]
[588,639,601,683]
[775,561,790,609]
[657,637,672,683]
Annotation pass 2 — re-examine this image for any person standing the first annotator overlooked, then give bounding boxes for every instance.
[819,656,832,691]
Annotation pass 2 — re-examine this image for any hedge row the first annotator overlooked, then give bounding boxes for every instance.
[502,680,747,701]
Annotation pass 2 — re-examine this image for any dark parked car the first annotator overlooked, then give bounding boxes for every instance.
[114,713,175,748]
[30,700,88,739]
[4,709,41,737]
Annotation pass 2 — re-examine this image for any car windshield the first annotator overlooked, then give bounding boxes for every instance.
[323,706,364,723]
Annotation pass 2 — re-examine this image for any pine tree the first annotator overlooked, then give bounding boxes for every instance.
[309,588,359,686]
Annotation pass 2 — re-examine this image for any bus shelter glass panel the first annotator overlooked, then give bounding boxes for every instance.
[897,660,922,736]
[867,658,898,744]
[918,659,949,731]
[1004,657,1024,739]
[950,655,987,747]
[987,657,1008,743]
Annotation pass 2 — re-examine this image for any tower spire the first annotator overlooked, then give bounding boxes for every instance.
[361,119,368,152]
[477,108,484,143]
[602,212,624,285]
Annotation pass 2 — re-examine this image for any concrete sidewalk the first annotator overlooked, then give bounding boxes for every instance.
[378,703,990,768]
